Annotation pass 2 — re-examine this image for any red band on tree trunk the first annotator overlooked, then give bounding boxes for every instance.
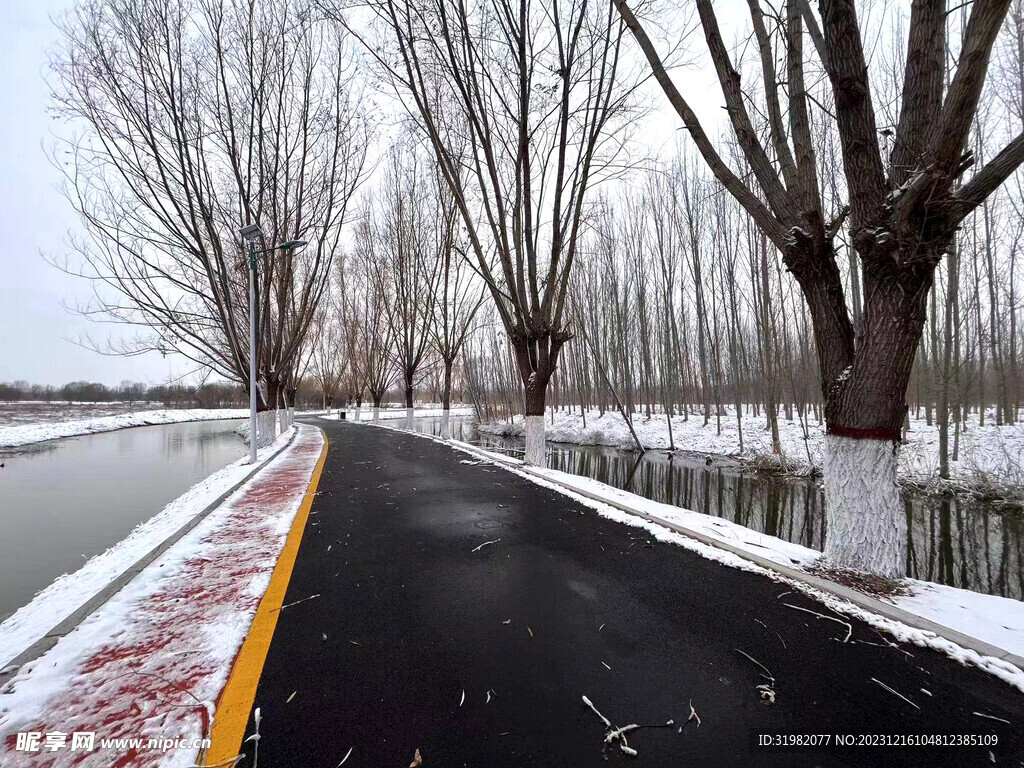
[826,423,901,442]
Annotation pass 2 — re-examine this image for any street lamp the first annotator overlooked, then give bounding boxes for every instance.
[239,223,308,463]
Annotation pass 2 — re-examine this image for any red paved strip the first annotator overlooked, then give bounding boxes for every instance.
[0,427,323,768]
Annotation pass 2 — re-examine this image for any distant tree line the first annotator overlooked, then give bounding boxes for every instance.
[0,380,247,408]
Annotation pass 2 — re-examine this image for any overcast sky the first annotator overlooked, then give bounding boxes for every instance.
[0,0,179,387]
[0,0,728,389]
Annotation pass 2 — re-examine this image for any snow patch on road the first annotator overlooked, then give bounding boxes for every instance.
[0,408,248,449]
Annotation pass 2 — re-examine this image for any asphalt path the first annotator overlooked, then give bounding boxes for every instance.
[235,419,1023,767]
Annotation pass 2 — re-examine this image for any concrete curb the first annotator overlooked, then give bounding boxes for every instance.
[0,428,300,687]
[356,421,1024,673]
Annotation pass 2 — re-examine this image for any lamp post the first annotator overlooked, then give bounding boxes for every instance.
[239,223,307,463]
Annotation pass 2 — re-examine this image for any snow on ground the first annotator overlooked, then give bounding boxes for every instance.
[0,427,295,667]
[0,409,248,449]
[324,405,475,421]
[0,402,169,428]
[369,422,1024,690]
[0,425,322,767]
[480,408,1024,491]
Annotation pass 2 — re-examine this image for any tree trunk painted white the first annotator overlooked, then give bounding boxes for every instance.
[353,406,360,422]
[373,406,380,421]
[524,415,545,466]
[256,410,277,448]
[440,408,451,439]
[822,434,905,578]
[406,406,414,430]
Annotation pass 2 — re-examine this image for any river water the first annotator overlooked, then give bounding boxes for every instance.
[0,419,245,620]
[404,415,1023,600]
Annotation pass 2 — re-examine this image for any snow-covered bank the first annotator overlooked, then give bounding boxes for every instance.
[0,408,248,449]
[0,427,294,667]
[325,405,475,421]
[0,426,323,768]
[480,408,1024,493]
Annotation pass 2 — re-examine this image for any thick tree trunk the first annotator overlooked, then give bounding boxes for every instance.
[404,381,414,429]
[260,377,280,414]
[508,331,565,466]
[820,266,932,577]
[822,434,905,576]
[441,359,454,439]
[524,379,548,466]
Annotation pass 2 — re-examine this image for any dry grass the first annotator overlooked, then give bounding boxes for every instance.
[809,563,910,599]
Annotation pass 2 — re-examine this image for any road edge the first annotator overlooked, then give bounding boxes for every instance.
[202,427,329,767]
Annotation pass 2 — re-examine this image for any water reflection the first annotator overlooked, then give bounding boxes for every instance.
[406,416,1023,599]
[0,419,245,620]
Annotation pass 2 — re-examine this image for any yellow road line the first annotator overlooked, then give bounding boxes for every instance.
[202,428,329,766]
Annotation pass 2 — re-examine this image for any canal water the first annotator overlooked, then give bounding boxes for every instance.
[0,419,245,621]
[405,415,1024,600]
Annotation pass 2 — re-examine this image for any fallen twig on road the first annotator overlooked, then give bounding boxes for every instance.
[581,695,675,757]
[582,695,611,727]
[734,649,776,705]
[687,700,700,729]
[973,711,1011,725]
[336,746,353,766]
[733,648,774,681]
[871,677,919,710]
[782,602,852,642]
[471,538,501,553]
[271,594,320,612]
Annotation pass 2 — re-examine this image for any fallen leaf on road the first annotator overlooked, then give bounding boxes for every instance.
[287,691,296,703]
[459,689,465,707]
[409,748,422,767]
[527,626,534,638]
[502,619,511,624]
[350,639,361,646]
[337,746,353,766]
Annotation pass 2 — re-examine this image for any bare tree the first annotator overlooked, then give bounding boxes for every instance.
[426,170,486,438]
[353,0,637,462]
[51,0,368,409]
[612,0,1024,576]
[374,143,442,423]
[351,218,397,417]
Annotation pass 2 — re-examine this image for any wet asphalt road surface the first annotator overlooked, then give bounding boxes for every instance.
[236,420,1024,767]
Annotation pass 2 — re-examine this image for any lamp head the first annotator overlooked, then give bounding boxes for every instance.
[240,223,264,243]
